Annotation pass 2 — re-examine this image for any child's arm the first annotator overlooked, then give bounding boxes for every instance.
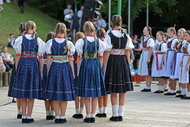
[147,46,153,64]
[68,56,75,79]
[185,56,190,71]
[125,49,132,63]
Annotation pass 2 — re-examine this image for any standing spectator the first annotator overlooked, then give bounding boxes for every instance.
[71,13,80,41]
[64,4,73,29]
[0,0,3,12]
[7,33,15,48]
[132,35,141,70]
[77,6,84,19]
[18,0,25,13]
[1,46,14,72]
[77,6,84,31]
[96,15,107,29]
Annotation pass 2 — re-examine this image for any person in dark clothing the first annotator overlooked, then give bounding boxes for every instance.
[132,35,142,70]
[18,0,25,13]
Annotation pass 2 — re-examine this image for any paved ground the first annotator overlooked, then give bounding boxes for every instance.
[0,82,190,127]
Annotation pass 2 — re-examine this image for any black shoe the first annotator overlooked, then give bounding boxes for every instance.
[22,119,28,123]
[102,113,107,117]
[72,114,83,119]
[176,94,183,98]
[84,118,92,123]
[181,95,190,99]
[46,115,55,120]
[154,90,164,93]
[176,90,181,93]
[164,89,168,92]
[60,119,67,123]
[109,116,119,122]
[17,114,22,119]
[118,116,123,121]
[55,119,60,123]
[91,118,95,123]
[27,119,34,123]
[141,89,151,92]
[96,113,103,117]
[164,92,176,95]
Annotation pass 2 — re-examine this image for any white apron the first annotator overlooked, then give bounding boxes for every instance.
[179,55,189,83]
[164,50,175,77]
[172,52,184,79]
[138,49,149,76]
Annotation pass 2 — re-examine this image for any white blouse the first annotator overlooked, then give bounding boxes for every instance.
[167,37,178,50]
[45,38,75,55]
[13,35,45,55]
[104,30,134,50]
[75,37,106,56]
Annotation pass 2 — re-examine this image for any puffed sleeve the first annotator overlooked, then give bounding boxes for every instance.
[13,36,23,54]
[98,39,106,56]
[37,37,45,56]
[161,43,167,52]
[125,34,134,49]
[104,32,112,51]
[171,38,178,50]
[188,43,190,55]
[147,38,155,48]
[75,38,84,56]
[67,41,75,55]
[45,39,53,54]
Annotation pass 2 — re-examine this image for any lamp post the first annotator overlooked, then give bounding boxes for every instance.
[146,0,149,26]
[117,0,122,16]
[128,0,131,35]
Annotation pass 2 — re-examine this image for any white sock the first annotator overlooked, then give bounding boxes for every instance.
[144,86,151,90]
[18,110,22,115]
[79,108,84,114]
[76,109,80,114]
[46,111,50,116]
[186,92,190,97]
[22,115,27,119]
[50,110,54,116]
[86,114,91,118]
[103,107,107,113]
[91,114,95,118]
[27,116,32,119]
[99,107,104,114]
[181,88,187,95]
[118,105,124,117]
[112,105,118,117]
[60,116,65,119]
[158,86,164,91]
[55,116,60,119]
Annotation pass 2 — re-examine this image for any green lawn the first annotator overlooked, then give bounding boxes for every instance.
[0,2,59,55]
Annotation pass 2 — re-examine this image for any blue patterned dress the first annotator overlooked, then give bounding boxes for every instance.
[45,39,75,101]
[9,36,42,99]
[77,38,107,97]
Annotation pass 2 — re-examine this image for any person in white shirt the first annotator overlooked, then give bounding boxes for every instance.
[9,21,45,123]
[139,26,155,92]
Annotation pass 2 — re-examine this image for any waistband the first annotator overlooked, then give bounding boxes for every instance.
[110,49,125,56]
[51,56,68,63]
[21,51,37,58]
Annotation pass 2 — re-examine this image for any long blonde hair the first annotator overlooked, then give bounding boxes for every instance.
[25,21,37,38]
[83,21,96,35]
[54,23,67,38]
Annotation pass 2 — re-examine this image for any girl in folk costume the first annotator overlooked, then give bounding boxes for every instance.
[139,26,155,92]
[76,21,106,123]
[72,32,85,119]
[104,15,133,122]
[8,22,26,119]
[96,28,108,118]
[45,23,75,124]
[179,31,190,99]
[164,27,178,95]
[43,32,55,120]
[9,21,45,123]
[152,31,167,93]
[172,28,186,97]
